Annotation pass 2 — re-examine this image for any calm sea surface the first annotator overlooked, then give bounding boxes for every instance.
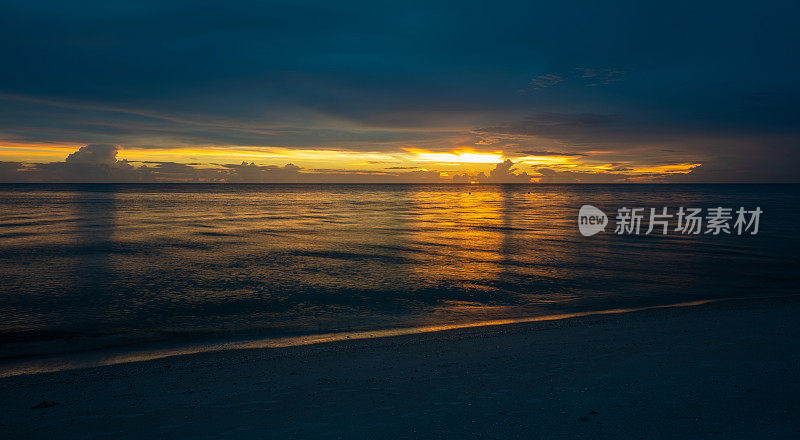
[0,184,798,360]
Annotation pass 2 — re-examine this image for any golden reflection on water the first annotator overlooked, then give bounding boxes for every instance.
[16,186,595,331]
[405,188,506,284]
[2,184,792,371]
[101,187,563,298]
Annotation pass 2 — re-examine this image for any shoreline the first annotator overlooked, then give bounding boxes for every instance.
[0,298,722,378]
[1,295,799,439]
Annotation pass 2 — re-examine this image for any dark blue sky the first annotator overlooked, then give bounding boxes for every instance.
[1,0,799,182]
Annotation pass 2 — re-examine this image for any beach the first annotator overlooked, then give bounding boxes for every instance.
[1,296,798,439]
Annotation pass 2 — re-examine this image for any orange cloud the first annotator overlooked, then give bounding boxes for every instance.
[627,163,702,174]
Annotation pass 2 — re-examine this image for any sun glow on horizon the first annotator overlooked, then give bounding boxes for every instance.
[0,140,702,182]
[403,148,504,164]
[515,155,581,166]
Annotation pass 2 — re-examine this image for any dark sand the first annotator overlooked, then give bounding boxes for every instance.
[1,297,799,439]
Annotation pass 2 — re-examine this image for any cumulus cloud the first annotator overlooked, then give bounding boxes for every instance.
[482,160,532,183]
[64,144,119,165]
[220,162,303,183]
[452,160,533,183]
[12,144,142,182]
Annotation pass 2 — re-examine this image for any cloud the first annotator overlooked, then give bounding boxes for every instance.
[675,140,800,183]
[452,160,533,183]
[527,68,626,92]
[0,161,27,182]
[0,161,24,174]
[475,112,654,155]
[64,143,119,165]
[474,112,800,182]
[516,150,587,157]
[575,68,626,86]
[10,144,141,182]
[536,168,634,183]
[32,159,142,183]
[0,145,452,183]
[477,113,624,143]
[528,74,563,90]
[218,162,303,183]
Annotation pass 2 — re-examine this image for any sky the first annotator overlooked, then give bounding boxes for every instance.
[0,0,798,183]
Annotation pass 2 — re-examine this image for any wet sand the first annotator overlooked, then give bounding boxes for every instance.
[1,296,799,439]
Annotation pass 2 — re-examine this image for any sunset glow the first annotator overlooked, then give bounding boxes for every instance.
[404,149,505,164]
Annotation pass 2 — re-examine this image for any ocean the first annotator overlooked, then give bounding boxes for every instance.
[0,183,798,367]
